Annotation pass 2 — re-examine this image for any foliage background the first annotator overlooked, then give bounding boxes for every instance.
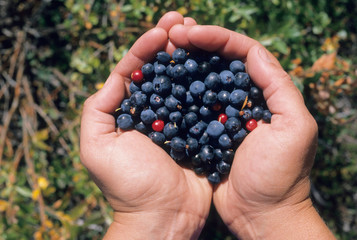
[0,0,356,239]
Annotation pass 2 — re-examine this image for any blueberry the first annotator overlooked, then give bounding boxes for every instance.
[163,122,179,140]
[169,111,183,124]
[120,99,131,113]
[172,84,186,100]
[194,167,206,175]
[129,81,141,94]
[225,117,241,134]
[199,131,210,145]
[216,160,231,174]
[170,137,186,152]
[220,70,236,89]
[188,105,200,114]
[149,93,164,109]
[229,89,248,108]
[184,59,198,75]
[156,51,171,64]
[250,86,263,100]
[189,80,206,98]
[170,148,186,161]
[217,90,230,105]
[141,63,154,77]
[206,120,225,138]
[172,64,188,80]
[191,154,201,166]
[229,60,245,74]
[130,91,147,108]
[252,106,264,121]
[262,110,272,123]
[207,171,220,184]
[156,106,170,120]
[184,112,198,127]
[222,149,234,164]
[197,61,211,76]
[172,48,187,63]
[214,148,223,161]
[202,90,217,106]
[185,91,194,106]
[165,95,182,111]
[234,72,250,90]
[166,64,174,77]
[204,72,221,90]
[209,55,220,66]
[199,145,215,162]
[149,131,166,145]
[241,109,252,121]
[141,81,153,95]
[186,137,199,154]
[189,121,207,139]
[199,105,213,119]
[154,63,166,75]
[135,121,147,133]
[153,75,172,97]
[140,109,156,125]
[117,114,134,130]
[218,134,232,149]
[232,128,247,142]
[225,105,240,118]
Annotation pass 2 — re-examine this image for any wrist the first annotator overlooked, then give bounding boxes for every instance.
[229,198,336,240]
[103,210,206,240]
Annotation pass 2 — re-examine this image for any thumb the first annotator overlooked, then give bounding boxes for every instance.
[246,45,308,120]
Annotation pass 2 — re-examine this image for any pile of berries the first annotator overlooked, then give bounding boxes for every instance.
[116,48,272,184]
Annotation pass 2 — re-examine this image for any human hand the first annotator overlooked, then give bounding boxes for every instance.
[168,24,336,239]
[80,12,212,240]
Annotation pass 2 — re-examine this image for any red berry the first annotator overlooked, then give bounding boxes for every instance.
[152,120,164,132]
[218,113,228,124]
[245,119,257,131]
[131,70,144,83]
[212,103,222,111]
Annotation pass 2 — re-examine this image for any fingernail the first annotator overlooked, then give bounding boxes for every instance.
[258,47,271,63]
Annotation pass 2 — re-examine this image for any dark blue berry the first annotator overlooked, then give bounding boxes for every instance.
[184,59,198,75]
[186,137,199,154]
[154,63,166,75]
[117,114,134,130]
[207,171,220,184]
[189,121,207,139]
[164,95,182,111]
[225,105,240,118]
[252,106,264,121]
[153,75,172,97]
[169,111,183,124]
[172,84,186,100]
[220,70,235,89]
[216,160,231,174]
[149,131,166,145]
[222,149,234,164]
[225,117,241,134]
[156,106,170,120]
[156,51,171,64]
[202,90,217,106]
[129,81,141,94]
[218,134,232,149]
[170,148,186,161]
[163,122,179,140]
[232,128,247,142]
[184,112,198,127]
[172,64,188,80]
[170,137,186,152]
[262,110,272,123]
[206,120,225,138]
[189,80,206,98]
[135,121,147,133]
[140,109,156,125]
[241,109,252,121]
[141,81,153,95]
[229,60,245,74]
[229,89,248,108]
[130,91,147,108]
[141,63,154,77]
[217,90,230,105]
[199,145,215,162]
[204,72,221,90]
[120,99,131,113]
[172,48,187,63]
[149,93,164,109]
[234,72,250,90]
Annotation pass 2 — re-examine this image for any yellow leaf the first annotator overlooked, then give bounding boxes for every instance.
[95,82,105,90]
[0,199,8,212]
[38,177,49,190]
[32,188,41,201]
[177,7,188,16]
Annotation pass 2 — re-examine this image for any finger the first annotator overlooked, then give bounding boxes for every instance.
[165,16,198,54]
[186,25,259,62]
[247,45,306,116]
[156,11,184,32]
[168,24,198,53]
[81,28,169,140]
[184,17,197,26]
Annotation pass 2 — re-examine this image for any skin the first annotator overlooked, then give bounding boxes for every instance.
[80,11,336,240]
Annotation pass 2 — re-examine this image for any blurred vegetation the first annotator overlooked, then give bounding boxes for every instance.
[0,0,356,239]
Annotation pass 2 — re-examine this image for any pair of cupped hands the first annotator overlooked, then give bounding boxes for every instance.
[80,11,334,240]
